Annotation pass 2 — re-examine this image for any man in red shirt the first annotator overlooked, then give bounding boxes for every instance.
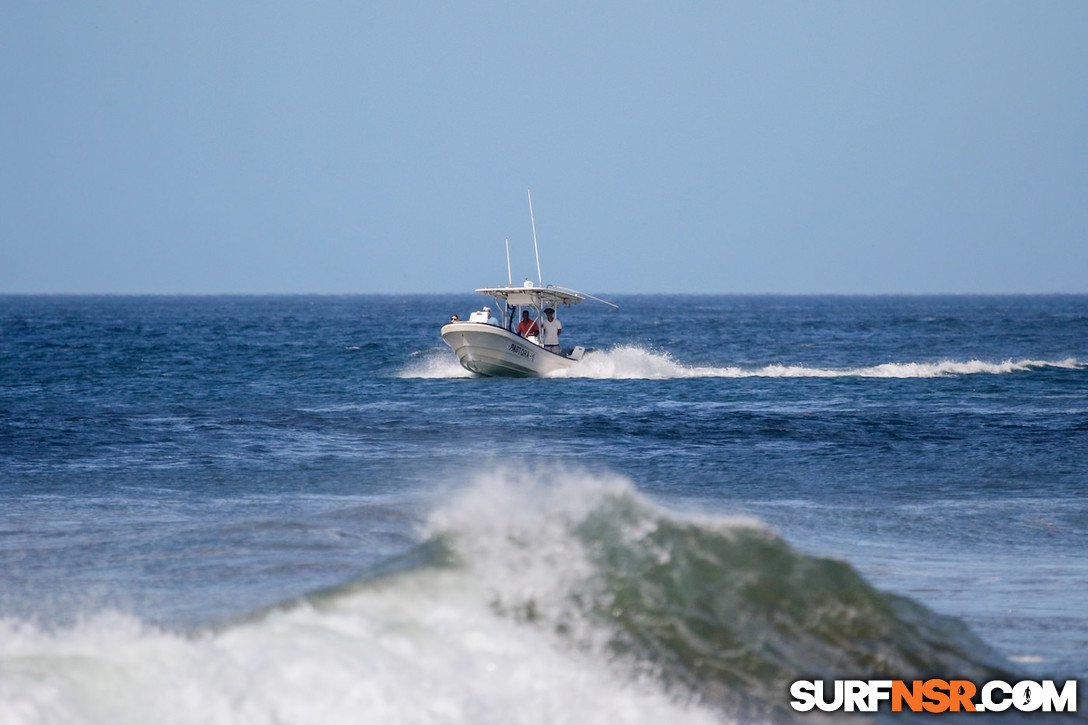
[517,311,539,338]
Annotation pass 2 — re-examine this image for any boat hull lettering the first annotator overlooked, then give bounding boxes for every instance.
[508,342,535,361]
[441,322,573,377]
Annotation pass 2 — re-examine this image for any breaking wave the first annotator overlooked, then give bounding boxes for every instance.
[0,470,1010,724]
[551,346,1085,380]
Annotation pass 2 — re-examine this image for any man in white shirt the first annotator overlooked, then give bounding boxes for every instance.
[539,307,562,353]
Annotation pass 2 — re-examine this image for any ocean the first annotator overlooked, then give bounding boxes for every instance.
[1,294,1085,723]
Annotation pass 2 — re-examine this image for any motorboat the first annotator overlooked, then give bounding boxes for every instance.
[440,192,616,377]
[442,283,592,377]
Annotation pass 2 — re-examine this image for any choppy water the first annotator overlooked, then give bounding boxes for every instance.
[1,294,1086,723]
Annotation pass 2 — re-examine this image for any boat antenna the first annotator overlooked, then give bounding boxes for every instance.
[552,285,620,310]
[528,189,542,286]
[504,238,512,285]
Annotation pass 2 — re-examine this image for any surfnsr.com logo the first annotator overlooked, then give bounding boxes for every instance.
[790,679,1078,714]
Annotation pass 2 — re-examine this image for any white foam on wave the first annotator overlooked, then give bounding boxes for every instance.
[550,346,1085,380]
[0,471,729,725]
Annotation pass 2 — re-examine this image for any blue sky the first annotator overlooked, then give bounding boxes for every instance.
[2,2,1086,294]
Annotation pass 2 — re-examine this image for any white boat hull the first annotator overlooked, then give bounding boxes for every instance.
[441,322,576,377]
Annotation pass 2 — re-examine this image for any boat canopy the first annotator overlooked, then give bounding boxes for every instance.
[474,285,586,308]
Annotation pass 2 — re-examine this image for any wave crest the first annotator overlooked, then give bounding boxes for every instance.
[424,469,1009,716]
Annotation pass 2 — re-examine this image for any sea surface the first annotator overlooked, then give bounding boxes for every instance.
[1,294,1086,723]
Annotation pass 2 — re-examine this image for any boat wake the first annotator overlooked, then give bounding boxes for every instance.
[401,344,1084,381]
[0,469,1012,724]
[549,346,1085,380]
[398,348,473,378]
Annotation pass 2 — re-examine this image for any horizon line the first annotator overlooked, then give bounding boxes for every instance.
[2,291,1086,298]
